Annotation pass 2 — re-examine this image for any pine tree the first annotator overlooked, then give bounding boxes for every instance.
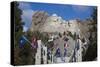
[83,7,97,61]
[14,1,23,65]
[14,2,33,65]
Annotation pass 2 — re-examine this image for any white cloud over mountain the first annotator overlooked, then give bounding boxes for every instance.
[19,2,31,10]
[19,2,34,32]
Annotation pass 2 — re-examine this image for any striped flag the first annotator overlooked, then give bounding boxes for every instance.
[31,37,38,49]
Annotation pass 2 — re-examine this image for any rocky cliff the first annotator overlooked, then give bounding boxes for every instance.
[30,11,91,40]
[30,11,49,32]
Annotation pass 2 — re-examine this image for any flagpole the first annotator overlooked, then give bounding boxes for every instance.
[22,35,32,46]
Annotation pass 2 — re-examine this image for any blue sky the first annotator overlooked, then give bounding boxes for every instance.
[18,2,96,32]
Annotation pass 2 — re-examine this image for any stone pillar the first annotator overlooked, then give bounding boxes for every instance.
[76,39,82,62]
[35,40,41,64]
[42,45,47,64]
[51,54,54,63]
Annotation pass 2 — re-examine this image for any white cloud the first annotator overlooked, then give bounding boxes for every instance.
[23,26,28,32]
[21,9,34,32]
[18,2,35,32]
[52,13,58,16]
[21,9,34,24]
[19,2,31,10]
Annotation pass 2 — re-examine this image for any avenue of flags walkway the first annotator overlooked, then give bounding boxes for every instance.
[18,34,82,64]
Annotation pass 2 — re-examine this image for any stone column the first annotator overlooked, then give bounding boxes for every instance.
[35,40,41,64]
[43,45,47,64]
[76,39,82,62]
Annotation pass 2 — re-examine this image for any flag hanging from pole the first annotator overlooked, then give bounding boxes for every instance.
[19,35,31,48]
[19,35,26,48]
